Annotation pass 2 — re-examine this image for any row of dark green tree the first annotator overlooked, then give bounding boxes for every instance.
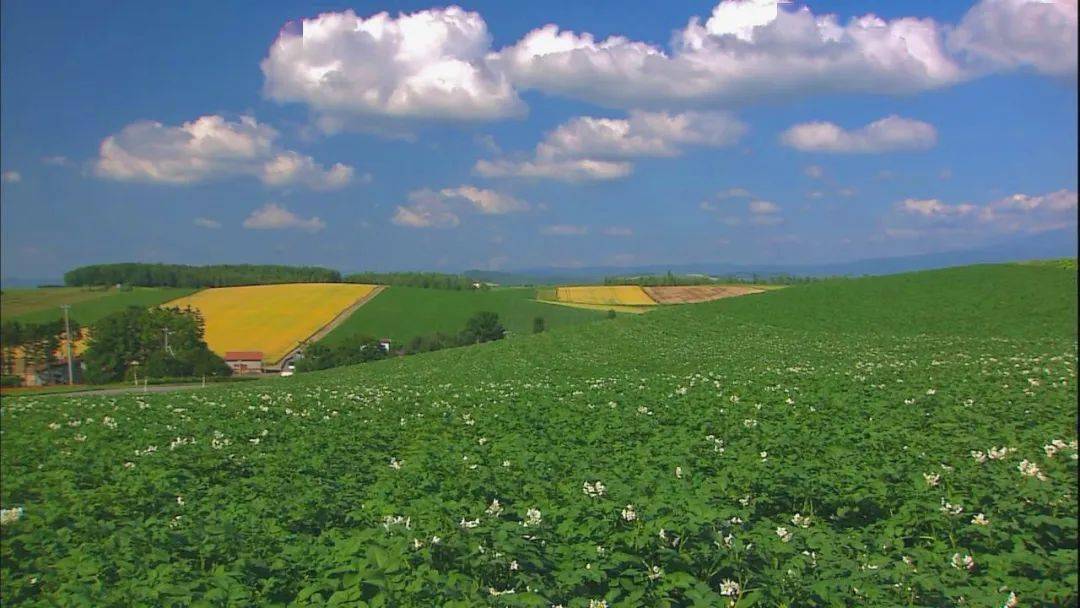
[343,272,481,290]
[81,307,230,383]
[61,264,489,291]
[604,271,830,286]
[296,311,508,372]
[64,263,341,288]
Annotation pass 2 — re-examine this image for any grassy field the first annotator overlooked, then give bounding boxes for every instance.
[1,263,1076,606]
[715,263,1078,339]
[164,284,379,364]
[320,286,608,347]
[1,287,196,325]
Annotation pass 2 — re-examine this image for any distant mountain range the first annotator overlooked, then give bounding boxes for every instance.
[466,228,1078,285]
[4,228,1075,289]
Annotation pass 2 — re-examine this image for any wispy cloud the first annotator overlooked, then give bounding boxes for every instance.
[242,203,325,232]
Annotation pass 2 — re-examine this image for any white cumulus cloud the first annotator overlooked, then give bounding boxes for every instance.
[392,189,462,229]
[492,0,967,109]
[193,217,221,229]
[538,110,746,159]
[259,1,1075,126]
[95,115,355,190]
[261,151,354,190]
[474,158,632,182]
[1,170,20,183]
[781,115,938,153]
[949,0,1078,77]
[261,6,523,131]
[392,185,529,228]
[477,110,743,181]
[898,198,978,217]
[242,203,326,232]
[439,185,529,214]
[894,189,1077,235]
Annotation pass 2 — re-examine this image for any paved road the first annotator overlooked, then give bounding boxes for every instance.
[39,383,214,398]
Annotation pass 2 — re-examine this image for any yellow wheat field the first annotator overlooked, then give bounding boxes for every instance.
[164,283,378,364]
[555,286,656,306]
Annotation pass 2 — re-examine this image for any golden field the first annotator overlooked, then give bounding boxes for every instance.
[164,283,379,364]
[555,286,657,307]
[536,300,652,314]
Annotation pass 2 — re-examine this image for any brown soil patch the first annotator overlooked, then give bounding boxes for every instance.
[643,285,764,304]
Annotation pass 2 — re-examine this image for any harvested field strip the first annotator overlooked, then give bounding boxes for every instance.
[555,285,656,306]
[644,285,764,304]
[164,283,380,364]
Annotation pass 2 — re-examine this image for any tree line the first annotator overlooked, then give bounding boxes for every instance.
[61,264,489,291]
[1,307,229,386]
[343,272,482,290]
[81,306,230,383]
[64,263,342,288]
[604,271,831,286]
[296,311,508,372]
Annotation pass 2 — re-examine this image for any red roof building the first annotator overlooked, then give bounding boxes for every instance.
[223,351,264,375]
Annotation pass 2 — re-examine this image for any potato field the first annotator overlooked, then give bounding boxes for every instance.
[1,264,1076,606]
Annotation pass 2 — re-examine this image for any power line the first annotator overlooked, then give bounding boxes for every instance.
[60,304,74,385]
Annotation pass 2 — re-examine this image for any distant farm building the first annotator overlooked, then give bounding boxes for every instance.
[11,357,83,387]
[224,351,264,375]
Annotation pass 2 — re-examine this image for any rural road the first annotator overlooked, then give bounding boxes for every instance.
[36,383,214,398]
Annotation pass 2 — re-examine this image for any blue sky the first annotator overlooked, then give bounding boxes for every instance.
[1,0,1076,279]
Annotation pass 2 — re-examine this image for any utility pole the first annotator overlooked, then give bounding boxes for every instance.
[162,328,173,356]
[60,304,74,385]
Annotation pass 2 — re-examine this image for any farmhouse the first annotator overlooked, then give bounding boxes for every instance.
[224,351,264,375]
[10,356,83,387]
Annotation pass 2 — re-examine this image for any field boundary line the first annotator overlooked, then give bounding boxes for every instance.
[269,285,386,369]
[532,299,653,314]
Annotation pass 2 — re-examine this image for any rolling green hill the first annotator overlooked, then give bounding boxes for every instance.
[1,286,197,325]
[707,262,1078,339]
[2,263,1076,605]
[319,286,610,347]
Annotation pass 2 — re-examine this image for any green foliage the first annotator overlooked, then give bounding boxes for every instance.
[344,271,479,290]
[64,263,341,288]
[321,286,605,348]
[81,306,229,384]
[0,374,20,387]
[533,316,546,334]
[295,338,388,373]
[459,311,506,344]
[312,313,510,365]
[0,263,1076,606]
[403,331,460,355]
